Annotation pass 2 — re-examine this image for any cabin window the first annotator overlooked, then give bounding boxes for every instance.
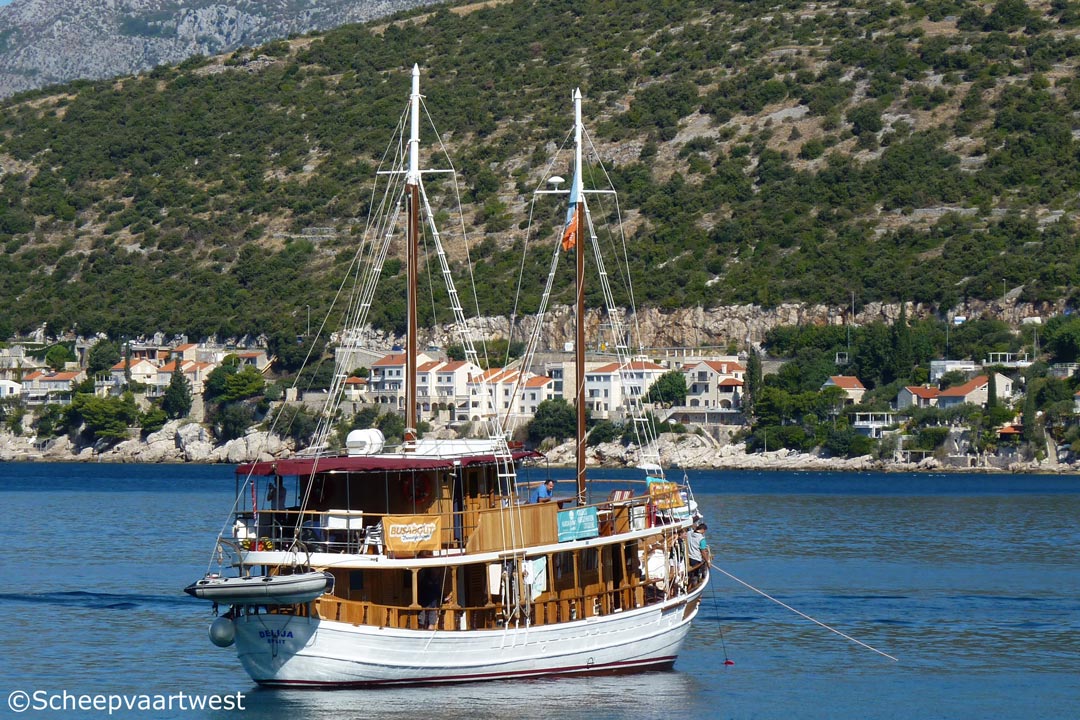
[350,571,364,591]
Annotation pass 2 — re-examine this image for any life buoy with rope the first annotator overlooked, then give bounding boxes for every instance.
[402,474,433,505]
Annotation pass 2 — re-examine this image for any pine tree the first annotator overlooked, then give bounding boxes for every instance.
[889,302,913,384]
[162,366,192,419]
[745,348,763,420]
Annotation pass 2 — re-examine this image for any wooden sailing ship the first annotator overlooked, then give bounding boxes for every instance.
[186,66,708,686]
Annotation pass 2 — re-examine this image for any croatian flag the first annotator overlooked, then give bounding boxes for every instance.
[561,169,580,252]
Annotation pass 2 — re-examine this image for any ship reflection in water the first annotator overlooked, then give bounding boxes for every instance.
[239,671,699,720]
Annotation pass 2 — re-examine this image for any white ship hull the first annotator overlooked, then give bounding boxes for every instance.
[232,590,702,686]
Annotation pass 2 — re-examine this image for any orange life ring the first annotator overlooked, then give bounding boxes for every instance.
[403,474,433,505]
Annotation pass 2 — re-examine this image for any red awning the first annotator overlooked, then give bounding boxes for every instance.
[238,450,541,477]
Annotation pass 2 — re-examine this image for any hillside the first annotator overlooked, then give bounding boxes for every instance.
[1,0,1079,347]
[0,0,443,97]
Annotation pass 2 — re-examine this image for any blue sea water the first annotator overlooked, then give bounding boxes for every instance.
[1,463,1079,719]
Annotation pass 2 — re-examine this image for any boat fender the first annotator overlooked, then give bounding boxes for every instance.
[209,616,236,648]
[257,538,274,551]
[402,474,433,505]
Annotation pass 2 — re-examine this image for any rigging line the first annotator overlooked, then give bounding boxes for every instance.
[703,566,733,664]
[510,125,575,334]
[709,562,898,662]
[418,94,492,375]
[582,125,642,350]
[204,477,252,574]
[305,109,410,457]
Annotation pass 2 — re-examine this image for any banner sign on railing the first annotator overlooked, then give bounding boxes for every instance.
[558,506,599,542]
[385,514,442,553]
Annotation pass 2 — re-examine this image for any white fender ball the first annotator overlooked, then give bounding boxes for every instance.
[209,616,236,647]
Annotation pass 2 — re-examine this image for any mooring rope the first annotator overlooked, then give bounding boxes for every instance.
[710,562,898,662]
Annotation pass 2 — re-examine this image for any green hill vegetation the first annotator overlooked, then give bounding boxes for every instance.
[2,0,1080,346]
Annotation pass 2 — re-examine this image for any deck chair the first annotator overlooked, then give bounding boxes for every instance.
[362,520,384,555]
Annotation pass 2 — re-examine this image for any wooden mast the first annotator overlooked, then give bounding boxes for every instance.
[404,64,421,445]
[572,88,587,506]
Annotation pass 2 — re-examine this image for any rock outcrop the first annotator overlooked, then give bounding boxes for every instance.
[0,420,293,464]
[405,299,1063,355]
[0,422,1073,472]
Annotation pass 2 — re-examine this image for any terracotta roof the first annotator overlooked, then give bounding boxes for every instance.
[175,343,197,351]
[827,375,865,390]
[112,358,155,371]
[345,376,367,385]
[44,371,80,381]
[593,360,665,374]
[718,377,744,387]
[372,353,407,367]
[525,375,553,387]
[938,375,987,398]
[417,361,442,372]
[998,425,1021,434]
[690,360,747,374]
[904,386,941,399]
[439,361,468,371]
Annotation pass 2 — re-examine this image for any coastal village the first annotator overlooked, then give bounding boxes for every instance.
[1,319,1076,473]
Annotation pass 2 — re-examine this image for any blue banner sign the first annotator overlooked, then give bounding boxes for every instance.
[557,506,599,542]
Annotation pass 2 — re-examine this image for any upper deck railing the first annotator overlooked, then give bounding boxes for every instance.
[226,477,696,564]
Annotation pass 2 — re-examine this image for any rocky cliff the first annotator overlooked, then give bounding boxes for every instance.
[391,298,1063,355]
[0,0,442,97]
[0,420,292,463]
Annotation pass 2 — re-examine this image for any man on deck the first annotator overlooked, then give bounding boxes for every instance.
[530,479,555,503]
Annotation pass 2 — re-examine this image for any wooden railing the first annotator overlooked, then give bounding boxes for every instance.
[233,478,693,559]
[307,576,693,632]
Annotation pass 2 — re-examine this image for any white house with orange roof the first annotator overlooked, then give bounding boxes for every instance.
[466,367,553,423]
[235,350,270,372]
[369,352,435,407]
[22,369,85,405]
[584,358,667,419]
[822,375,866,405]
[432,360,482,417]
[150,359,217,398]
[416,359,444,412]
[109,358,159,388]
[518,375,555,417]
[172,343,199,363]
[936,374,1013,409]
[343,376,368,402]
[466,367,516,420]
[896,385,941,410]
[682,359,746,410]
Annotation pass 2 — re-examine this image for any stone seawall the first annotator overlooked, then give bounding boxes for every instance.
[4,424,1069,474]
